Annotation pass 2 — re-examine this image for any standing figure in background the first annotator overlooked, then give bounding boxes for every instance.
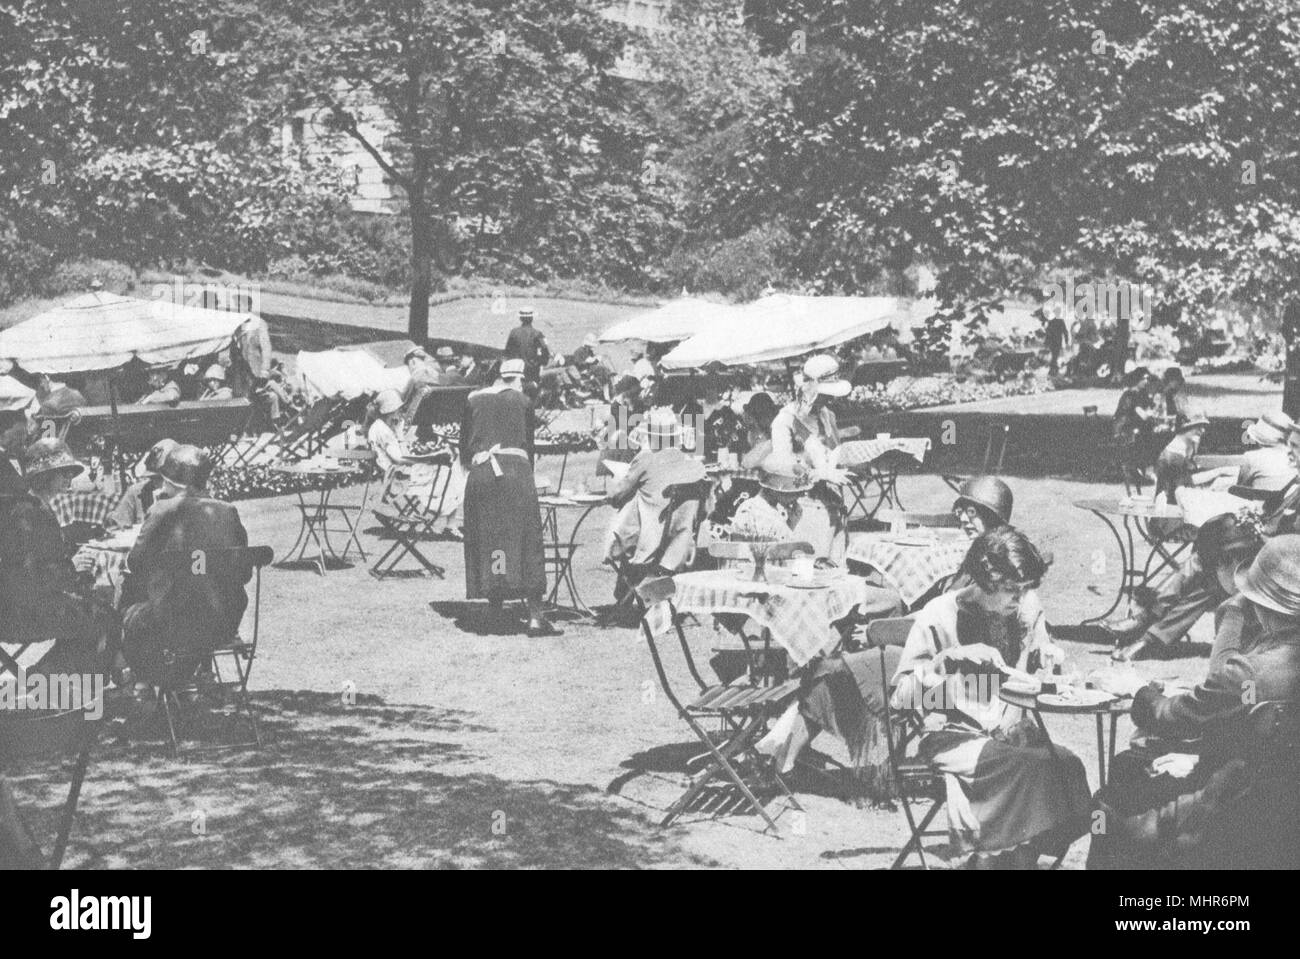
[460,359,558,637]
[1044,311,1070,375]
[504,307,550,388]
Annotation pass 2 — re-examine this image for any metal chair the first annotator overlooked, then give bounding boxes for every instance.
[635,575,801,835]
[152,546,274,753]
[863,616,949,869]
[369,457,454,579]
[329,448,379,562]
[942,423,1010,493]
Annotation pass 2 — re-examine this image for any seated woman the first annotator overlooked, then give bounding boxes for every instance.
[367,389,463,534]
[1089,536,1300,870]
[891,527,1091,868]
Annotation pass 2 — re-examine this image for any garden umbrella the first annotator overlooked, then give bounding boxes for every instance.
[659,295,908,369]
[597,297,737,344]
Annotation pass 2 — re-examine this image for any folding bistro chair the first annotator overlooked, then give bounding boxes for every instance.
[328,448,379,562]
[863,616,949,869]
[153,546,273,754]
[942,423,1010,493]
[635,576,802,834]
[609,479,713,617]
[0,635,108,868]
[369,455,454,579]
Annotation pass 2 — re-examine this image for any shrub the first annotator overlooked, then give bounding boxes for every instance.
[665,224,793,300]
[36,259,138,298]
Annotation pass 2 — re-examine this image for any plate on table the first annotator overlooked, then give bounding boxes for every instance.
[888,535,938,547]
[1000,677,1042,696]
[1038,688,1115,708]
[568,492,606,503]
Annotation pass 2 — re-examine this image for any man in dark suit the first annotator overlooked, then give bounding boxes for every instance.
[503,307,550,386]
[120,445,249,687]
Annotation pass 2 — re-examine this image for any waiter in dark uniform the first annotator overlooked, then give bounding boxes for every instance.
[460,358,559,637]
[503,306,551,388]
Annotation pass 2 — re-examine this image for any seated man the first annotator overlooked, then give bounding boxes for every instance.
[1153,409,1211,503]
[119,445,250,688]
[138,367,182,405]
[107,438,179,530]
[603,408,707,589]
[1108,513,1262,661]
[1090,536,1300,870]
[198,364,233,401]
[435,346,466,386]
[35,373,87,417]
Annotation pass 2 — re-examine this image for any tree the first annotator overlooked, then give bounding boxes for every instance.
[278,0,674,343]
[687,0,1300,372]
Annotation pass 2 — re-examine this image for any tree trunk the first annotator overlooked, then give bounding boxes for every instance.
[407,184,432,346]
[1283,300,1300,419]
[1111,314,1131,382]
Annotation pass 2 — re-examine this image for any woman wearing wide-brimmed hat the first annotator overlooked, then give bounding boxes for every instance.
[1237,410,1295,492]
[1090,535,1300,870]
[22,437,85,507]
[461,359,557,636]
[198,363,233,402]
[603,407,706,592]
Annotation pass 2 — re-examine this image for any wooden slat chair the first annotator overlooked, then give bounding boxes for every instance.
[151,546,273,754]
[635,576,802,834]
[369,456,454,579]
[0,646,107,868]
[863,616,949,869]
[608,479,713,617]
[942,423,1010,493]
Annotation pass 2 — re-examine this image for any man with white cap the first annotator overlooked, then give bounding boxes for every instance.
[602,407,706,583]
[1090,535,1300,869]
[1237,410,1295,491]
[460,358,557,636]
[503,307,550,386]
[198,363,233,401]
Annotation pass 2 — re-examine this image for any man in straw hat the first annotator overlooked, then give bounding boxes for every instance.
[198,363,233,401]
[603,407,706,588]
[120,445,250,687]
[503,306,550,386]
[461,358,558,636]
[1090,535,1300,869]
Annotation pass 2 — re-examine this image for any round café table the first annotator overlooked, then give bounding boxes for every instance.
[1073,497,1193,625]
[999,686,1133,788]
[271,462,364,575]
[536,493,609,617]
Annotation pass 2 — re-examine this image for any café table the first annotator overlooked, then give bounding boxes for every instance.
[537,492,609,617]
[846,529,970,608]
[999,686,1133,788]
[835,437,931,523]
[77,525,139,606]
[271,461,365,575]
[1073,497,1193,624]
[669,567,871,667]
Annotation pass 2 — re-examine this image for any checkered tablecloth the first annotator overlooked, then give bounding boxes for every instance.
[847,533,970,607]
[835,437,931,469]
[669,569,868,666]
[48,490,118,528]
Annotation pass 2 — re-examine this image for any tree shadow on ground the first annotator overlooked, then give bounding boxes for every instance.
[9,690,707,869]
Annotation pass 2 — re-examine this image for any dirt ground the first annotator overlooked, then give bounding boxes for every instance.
[8,453,1222,870]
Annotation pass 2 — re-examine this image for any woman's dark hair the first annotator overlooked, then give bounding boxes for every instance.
[1162,366,1185,386]
[1121,366,1151,389]
[744,392,778,430]
[961,526,1051,592]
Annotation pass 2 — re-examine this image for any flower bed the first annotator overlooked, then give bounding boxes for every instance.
[207,463,374,503]
[841,372,1057,414]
